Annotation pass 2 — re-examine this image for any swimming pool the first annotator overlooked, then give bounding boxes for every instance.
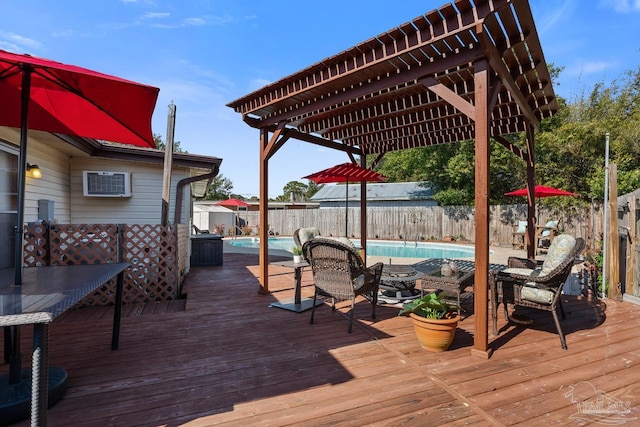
[227,237,475,259]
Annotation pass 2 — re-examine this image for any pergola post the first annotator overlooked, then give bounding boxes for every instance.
[359,156,368,262]
[525,124,536,259]
[258,128,269,294]
[472,59,492,358]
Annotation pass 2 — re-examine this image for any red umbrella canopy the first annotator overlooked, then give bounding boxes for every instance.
[302,162,387,184]
[0,49,159,147]
[216,198,251,208]
[505,185,577,198]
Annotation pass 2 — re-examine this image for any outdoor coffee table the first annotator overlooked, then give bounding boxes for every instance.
[420,268,475,314]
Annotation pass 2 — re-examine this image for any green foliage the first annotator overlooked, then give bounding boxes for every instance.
[204,174,234,200]
[398,292,460,319]
[282,180,308,202]
[291,245,303,255]
[374,64,640,206]
[305,181,323,199]
[154,133,185,153]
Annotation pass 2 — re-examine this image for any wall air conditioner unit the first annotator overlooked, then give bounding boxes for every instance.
[83,171,132,197]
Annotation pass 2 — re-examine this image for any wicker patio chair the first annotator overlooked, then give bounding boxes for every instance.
[491,235,585,349]
[302,237,383,333]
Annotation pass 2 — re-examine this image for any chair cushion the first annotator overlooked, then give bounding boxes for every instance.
[503,267,538,276]
[328,236,357,249]
[541,220,558,237]
[521,285,555,304]
[298,227,320,246]
[539,234,576,276]
[516,220,527,233]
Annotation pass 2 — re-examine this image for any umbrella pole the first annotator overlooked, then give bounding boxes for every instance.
[345,180,349,237]
[14,66,31,286]
[6,65,31,386]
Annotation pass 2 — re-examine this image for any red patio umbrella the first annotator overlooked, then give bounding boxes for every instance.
[0,49,159,286]
[303,162,386,236]
[0,49,158,147]
[217,198,251,235]
[505,185,578,249]
[0,49,159,415]
[504,185,577,198]
[216,197,251,208]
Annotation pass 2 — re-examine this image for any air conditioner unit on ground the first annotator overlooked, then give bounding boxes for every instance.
[83,171,132,197]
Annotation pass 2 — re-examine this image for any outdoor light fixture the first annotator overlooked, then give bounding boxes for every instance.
[26,163,42,179]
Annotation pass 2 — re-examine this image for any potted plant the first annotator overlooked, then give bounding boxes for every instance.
[398,292,460,352]
[292,246,303,263]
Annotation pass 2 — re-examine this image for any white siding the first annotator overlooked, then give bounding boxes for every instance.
[24,138,72,223]
[70,158,191,225]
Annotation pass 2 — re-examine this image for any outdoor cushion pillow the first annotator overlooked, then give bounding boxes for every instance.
[298,227,320,246]
[502,267,538,277]
[516,220,527,233]
[521,285,555,304]
[541,220,558,237]
[328,236,357,249]
[539,234,576,276]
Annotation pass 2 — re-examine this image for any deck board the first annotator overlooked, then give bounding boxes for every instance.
[2,252,640,426]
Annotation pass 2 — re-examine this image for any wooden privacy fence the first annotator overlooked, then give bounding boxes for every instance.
[241,203,603,249]
[23,222,188,307]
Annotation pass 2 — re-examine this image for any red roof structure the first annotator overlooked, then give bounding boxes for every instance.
[303,163,386,184]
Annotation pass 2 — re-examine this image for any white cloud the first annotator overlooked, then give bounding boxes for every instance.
[598,0,640,12]
[141,12,170,20]
[581,61,611,74]
[182,18,205,26]
[0,41,22,52]
[535,0,576,36]
[0,32,43,50]
[564,60,612,81]
[249,78,272,91]
[52,29,75,38]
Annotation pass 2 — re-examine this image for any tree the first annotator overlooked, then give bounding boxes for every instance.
[204,174,234,200]
[154,133,186,153]
[305,181,323,200]
[282,181,308,202]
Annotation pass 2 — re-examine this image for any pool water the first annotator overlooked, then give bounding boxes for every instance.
[228,237,474,259]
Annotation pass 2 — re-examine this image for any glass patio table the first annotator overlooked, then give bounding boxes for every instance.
[0,263,128,426]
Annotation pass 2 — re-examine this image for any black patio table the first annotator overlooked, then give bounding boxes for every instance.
[268,260,323,312]
[0,263,128,426]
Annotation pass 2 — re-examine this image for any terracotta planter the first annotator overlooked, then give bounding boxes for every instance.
[409,312,460,352]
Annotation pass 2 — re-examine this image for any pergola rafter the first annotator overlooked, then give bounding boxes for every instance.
[227,0,556,358]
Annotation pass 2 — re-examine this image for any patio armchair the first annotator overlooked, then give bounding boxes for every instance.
[491,235,585,349]
[302,237,383,333]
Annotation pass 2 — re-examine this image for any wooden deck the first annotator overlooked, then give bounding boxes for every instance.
[3,252,640,426]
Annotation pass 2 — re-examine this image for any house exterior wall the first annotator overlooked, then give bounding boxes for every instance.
[24,137,73,223]
[69,157,191,225]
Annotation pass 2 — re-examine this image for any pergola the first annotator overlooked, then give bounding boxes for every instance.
[227,0,557,358]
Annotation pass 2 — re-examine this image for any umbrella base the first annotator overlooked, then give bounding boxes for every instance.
[0,367,68,424]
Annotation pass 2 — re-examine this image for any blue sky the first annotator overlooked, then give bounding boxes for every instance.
[1,0,639,198]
